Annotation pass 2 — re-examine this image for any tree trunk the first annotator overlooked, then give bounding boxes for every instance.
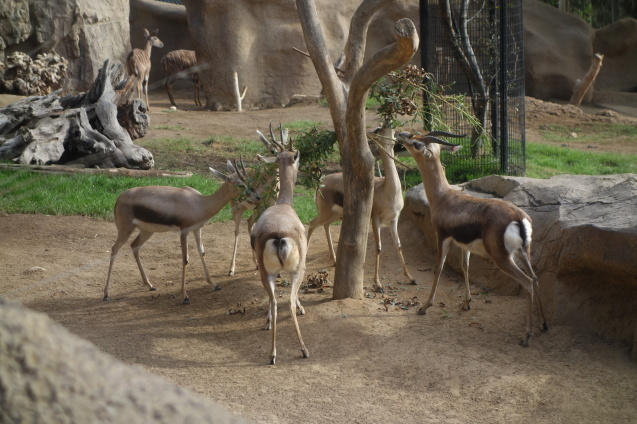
[296,0,419,299]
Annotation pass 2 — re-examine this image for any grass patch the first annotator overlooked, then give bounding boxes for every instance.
[525,143,636,179]
[538,122,637,146]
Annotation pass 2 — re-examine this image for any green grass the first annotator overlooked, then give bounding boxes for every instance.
[525,143,636,179]
[1,121,635,223]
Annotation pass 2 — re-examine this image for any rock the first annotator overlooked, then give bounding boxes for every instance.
[402,174,637,351]
[0,297,249,423]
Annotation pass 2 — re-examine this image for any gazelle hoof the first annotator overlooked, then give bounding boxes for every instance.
[541,323,549,332]
[214,285,222,291]
[269,356,276,365]
[302,348,309,358]
[519,336,531,347]
[417,306,428,315]
[182,298,190,305]
[376,287,385,294]
[228,271,234,276]
[103,296,110,301]
[150,287,157,291]
[410,279,418,285]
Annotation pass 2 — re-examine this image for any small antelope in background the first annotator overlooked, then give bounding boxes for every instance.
[103,160,260,305]
[161,49,204,109]
[250,125,309,365]
[396,131,548,346]
[124,28,164,110]
[307,127,417,292]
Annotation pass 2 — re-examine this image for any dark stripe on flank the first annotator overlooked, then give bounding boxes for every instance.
[447,223,482,245]
[331,191,344,208]
[132,204,178,226]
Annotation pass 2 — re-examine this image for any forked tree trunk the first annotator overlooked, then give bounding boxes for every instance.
[296,0,419,299]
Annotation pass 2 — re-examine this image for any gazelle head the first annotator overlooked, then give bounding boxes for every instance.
[396,130,464,160]
[210,158,261,206]
[256,122,300,169]
[143,28,164,49]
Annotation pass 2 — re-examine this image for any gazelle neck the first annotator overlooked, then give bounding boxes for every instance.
[203,181,236,218]
[144,39,153,58]
[276,164,296,207]
[379,142,400,190]
[416,153,452,205]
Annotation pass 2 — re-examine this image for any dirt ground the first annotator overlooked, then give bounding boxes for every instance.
[1,90,636,423]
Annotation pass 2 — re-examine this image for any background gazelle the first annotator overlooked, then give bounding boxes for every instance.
[161,49,204,110]
[124,28,164,110]
[104,160,260,304]
[307,127,417,292]
[250,125,309,365]
[396,131,548,346]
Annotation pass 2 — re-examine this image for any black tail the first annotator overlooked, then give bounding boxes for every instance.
[272,237,287,266]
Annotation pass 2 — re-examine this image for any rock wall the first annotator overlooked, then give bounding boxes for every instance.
[402,173,637,355]
[1,0,130,93]
[0,297,250,423]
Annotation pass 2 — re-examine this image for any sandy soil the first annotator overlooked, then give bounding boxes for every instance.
[1,91,636,423]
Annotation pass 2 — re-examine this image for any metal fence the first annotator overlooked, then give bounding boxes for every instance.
[420,0,526,181]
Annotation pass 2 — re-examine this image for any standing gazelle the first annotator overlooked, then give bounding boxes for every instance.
[104,160,260,304]
[250,125,309,365]
[306,127,417,292]
[396,131,548,346]
[125,28,164,110]
[161,49,203,109]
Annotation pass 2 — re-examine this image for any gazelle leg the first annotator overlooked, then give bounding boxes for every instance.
[261,273,278,364]
[143,76,150,111]
[324,224,337,265]
[497,256,536,346]
[179,232,190,304]
[419,237,451,315]
[247,213,259,270]
[130,230,156,292]
[289,268,310,360]
[228,206,244,275]
[194,228,219,291]
[518,250,548,331]
[372,219,383,292]
[460,249,472,310]
[104,227,135,301]
[389,218,417,285]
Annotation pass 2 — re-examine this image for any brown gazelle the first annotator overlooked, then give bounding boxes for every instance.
[306,127,417,292]
[396,131,548,346]
[125,28,164,110]
[250,125,309,365]
[104,160,260,304]
[161,49,203,109]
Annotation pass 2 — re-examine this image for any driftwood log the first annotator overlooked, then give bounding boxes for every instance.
[0,59,153,169]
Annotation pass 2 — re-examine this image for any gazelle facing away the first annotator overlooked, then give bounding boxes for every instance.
[104,160,260,304]
[307,127,417,292]
[161,49,204,110]
[396,131,548,346]
[250,126,309,365]
[125,28,164,110]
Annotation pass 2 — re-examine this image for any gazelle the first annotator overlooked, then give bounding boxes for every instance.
[306,127,417,292]
[161,49,204,109]
[250,125,309,365]
[103,160,260,305]
[124,28,164,110]
[396,131,548,346]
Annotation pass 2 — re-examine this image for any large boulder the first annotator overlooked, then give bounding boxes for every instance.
[523,0,595,101]
[402,173,637,354]
[0,297,249,423]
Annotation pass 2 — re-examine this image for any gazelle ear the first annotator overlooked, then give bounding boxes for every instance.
[209,166,230,182]
[143,28,150,37]
[293,150,300,163]
[257,154,277,164]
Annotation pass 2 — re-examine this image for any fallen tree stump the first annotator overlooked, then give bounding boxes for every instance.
[0,59,153,170]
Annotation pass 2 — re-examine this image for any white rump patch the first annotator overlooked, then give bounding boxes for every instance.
[504,221,525,253]
[263,238,300,274]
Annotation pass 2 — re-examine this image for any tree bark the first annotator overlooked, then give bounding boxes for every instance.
[296,0,418,299]
[570,53,604,107]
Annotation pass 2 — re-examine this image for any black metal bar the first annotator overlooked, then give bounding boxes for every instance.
[499,0,509,174]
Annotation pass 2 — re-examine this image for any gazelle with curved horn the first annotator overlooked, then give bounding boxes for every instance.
[250,124,309,365]
[396,130,548,346]
[306,127,417,292]
[104,159,260,304]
